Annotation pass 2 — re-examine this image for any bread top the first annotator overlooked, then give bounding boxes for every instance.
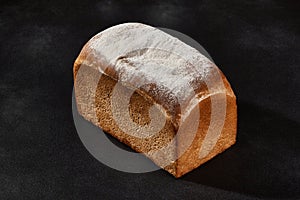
[74,23,235,128]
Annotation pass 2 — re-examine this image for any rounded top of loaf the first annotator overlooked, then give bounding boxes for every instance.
[74,22,235,126]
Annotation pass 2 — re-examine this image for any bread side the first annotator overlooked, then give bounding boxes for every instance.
[74,63,178,175]
[74,61,237,178]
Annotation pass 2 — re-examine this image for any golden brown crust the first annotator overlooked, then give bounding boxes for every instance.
[74,60,237,177]
[176,94,237,177]
[74,63,178,175]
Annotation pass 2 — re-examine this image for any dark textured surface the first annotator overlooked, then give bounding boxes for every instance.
[0,0,299,199]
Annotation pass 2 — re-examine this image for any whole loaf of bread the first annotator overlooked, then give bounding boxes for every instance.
[73,23,237,177]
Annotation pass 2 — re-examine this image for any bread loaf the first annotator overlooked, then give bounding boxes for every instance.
[73,23,237,177]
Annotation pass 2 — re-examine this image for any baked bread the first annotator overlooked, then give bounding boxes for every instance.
[73,23,237,177]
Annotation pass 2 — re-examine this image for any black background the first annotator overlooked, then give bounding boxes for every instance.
[1,0,299,199]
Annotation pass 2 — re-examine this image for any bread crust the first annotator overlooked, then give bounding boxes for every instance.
[73,23,237,177]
